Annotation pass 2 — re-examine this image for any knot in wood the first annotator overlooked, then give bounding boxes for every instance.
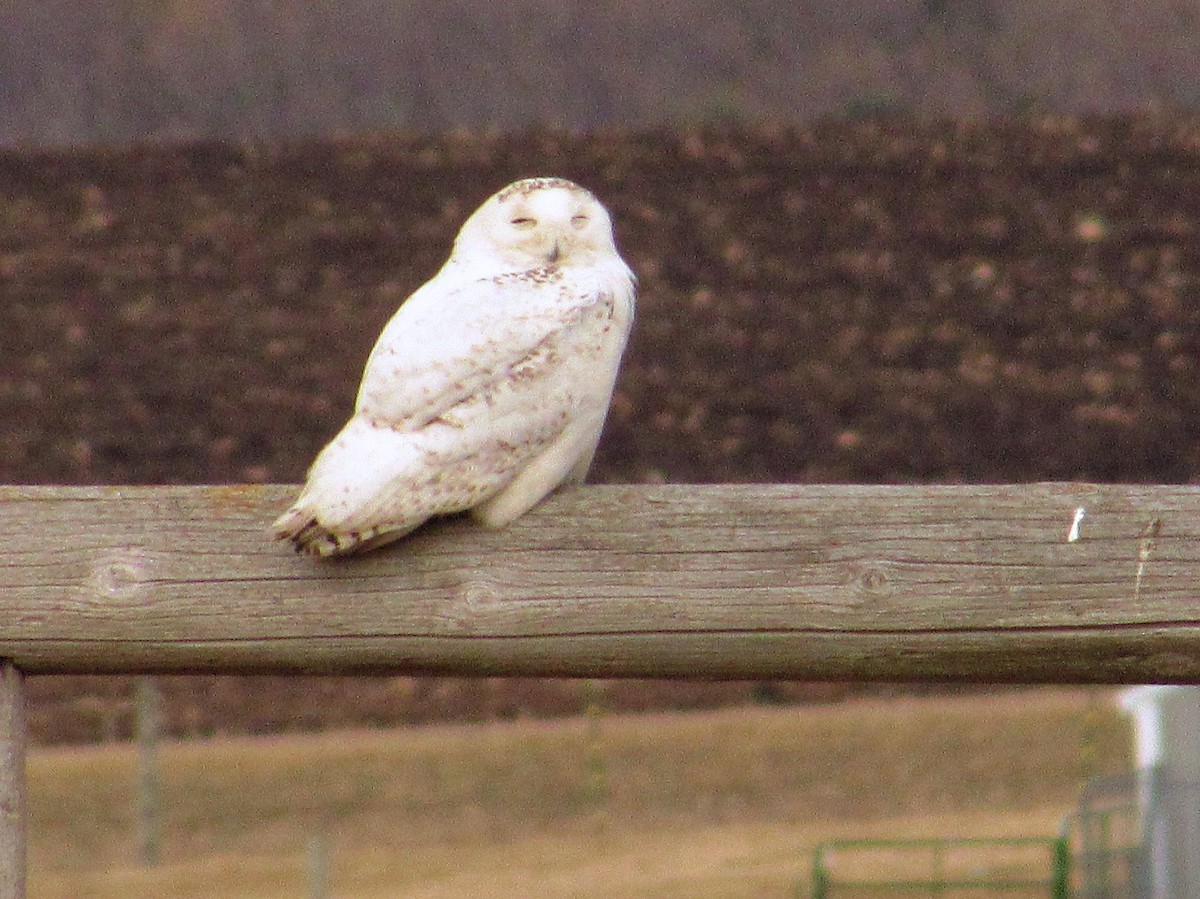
[89,550,147,601]
[858,566,890,594]
[458,579,501,608]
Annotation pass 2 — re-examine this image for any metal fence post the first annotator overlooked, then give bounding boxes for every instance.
[0,660,26,899]
[810,843,829,899]
[1051,833,1071,899]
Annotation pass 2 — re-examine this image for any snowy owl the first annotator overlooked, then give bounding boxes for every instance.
[273,177,636,557]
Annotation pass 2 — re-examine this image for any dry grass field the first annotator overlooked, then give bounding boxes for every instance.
[28,688,1130,898]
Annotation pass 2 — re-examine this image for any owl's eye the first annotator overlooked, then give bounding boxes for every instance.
[510,216,536,227]
[570,214,589,228]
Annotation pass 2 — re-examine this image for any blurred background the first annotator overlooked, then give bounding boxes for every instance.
[6,1,1200,895]
[4,0,1200,144]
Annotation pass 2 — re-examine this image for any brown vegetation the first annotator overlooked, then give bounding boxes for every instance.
[4,116,1199,741]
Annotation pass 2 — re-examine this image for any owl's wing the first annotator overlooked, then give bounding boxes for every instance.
[355,268,618,429]
[275,265,634,554]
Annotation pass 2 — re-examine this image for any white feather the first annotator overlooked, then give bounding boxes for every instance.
[273,178,635,556]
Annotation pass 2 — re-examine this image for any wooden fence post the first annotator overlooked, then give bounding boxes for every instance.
[0,661,25,899]
[135,677,162,866]
[308,832,330,899]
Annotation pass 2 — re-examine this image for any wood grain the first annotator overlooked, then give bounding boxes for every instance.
[2,483,1199,682]
[0,662,25,899]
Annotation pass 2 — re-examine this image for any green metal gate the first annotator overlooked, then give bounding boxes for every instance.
[1059,801,1141,897]
[808,837,1070,898]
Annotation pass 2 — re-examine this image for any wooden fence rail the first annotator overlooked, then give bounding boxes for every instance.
[3,483,1200,681]
[3,481,1200,894]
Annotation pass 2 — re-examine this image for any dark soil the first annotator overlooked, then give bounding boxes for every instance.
[6,116,1200,742]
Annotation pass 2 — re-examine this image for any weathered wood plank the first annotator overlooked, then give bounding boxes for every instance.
[0,662,25,899]
[2,483,1199,682]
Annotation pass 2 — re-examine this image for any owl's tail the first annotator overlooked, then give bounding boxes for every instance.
[271,415,435,557]
[271,504,416,557]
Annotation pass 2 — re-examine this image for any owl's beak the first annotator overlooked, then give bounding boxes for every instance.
[546,239,561,264]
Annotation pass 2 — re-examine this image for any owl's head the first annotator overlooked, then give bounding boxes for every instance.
[449,178,622,271]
